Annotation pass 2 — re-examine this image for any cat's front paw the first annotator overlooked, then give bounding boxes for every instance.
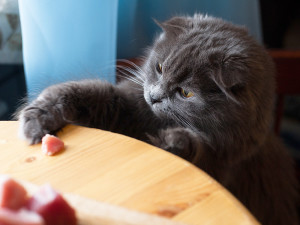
[18,106,63,145]
[149,127,203,163]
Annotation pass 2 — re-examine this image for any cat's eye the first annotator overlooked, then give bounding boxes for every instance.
[180,88,194,98]
[156,63,162,74]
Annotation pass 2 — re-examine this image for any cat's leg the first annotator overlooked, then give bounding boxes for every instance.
[148,127,206,164]
[18,80,131,144]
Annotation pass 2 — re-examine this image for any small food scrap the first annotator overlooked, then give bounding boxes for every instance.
[26,185,77,225]
[0,176,28,210]
[0,208,44,225]
[0,175,77,225]
[41,134,64,156]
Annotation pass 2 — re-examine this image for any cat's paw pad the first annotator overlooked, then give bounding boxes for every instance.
[149,128,202,162]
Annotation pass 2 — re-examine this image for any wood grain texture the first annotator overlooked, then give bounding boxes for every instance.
[0,121,259,225]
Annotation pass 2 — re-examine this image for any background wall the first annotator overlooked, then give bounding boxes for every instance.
[117,0,262,59]
[0,0,25,120]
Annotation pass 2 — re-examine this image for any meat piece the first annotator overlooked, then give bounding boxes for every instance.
[0,176,27,210]
[0,208,44,225]
[0,176,76,225]
[26,185,77,225]
[41,134,64,156]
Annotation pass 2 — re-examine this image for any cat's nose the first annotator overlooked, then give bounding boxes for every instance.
[149,83,164,104]
[150,94,162,104]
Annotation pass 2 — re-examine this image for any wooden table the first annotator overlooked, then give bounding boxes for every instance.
[0,121,259,225]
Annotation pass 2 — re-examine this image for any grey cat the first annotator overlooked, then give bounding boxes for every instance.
[18,14,298,225]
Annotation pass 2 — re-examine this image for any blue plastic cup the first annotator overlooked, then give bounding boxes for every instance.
[18,0,118,100]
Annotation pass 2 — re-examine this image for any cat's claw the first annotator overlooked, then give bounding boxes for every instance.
[18,106,61,145]
[19,116,48,145]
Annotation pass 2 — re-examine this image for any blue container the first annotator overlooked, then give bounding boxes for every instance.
[18,0,118,100]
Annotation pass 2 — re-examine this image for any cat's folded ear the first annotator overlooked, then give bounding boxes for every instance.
[154,17,187,38]
[209,53,248,104]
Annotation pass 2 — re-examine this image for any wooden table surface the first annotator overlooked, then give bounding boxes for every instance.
[0,121,259,225]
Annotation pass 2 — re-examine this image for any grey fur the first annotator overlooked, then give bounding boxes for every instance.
[18,14,298,225]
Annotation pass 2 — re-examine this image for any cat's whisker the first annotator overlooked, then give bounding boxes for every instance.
[116,59,145,73]
[120,71,144,85]
[129,85,144,92]
[118,72,142,84]
[119,75,144,87]
[131,88,144,93]
[171,109,195,132]
[116,65,146,83]
[116,70,144,87]
[177,115,193,131]
[173,107,201,133]
[117,59,145,76]
[116,67,144,82]
[123,77,143,87]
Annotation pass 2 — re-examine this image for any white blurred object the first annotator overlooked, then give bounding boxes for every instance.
[0,0,19,14]
[0,0,22,64]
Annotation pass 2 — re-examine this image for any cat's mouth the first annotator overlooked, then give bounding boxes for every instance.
[152,101,161,108]
[150,99,162,105]
[144,89,168,117]
[149,100,169,117]
[145,93,162,107]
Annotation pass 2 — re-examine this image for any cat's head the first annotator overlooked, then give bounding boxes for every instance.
[142,14,275,136]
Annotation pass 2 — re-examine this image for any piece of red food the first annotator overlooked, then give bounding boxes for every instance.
[0,208,44,225]
[41,134,64,156]
[0,176,27,210]
[26,185,77,225]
